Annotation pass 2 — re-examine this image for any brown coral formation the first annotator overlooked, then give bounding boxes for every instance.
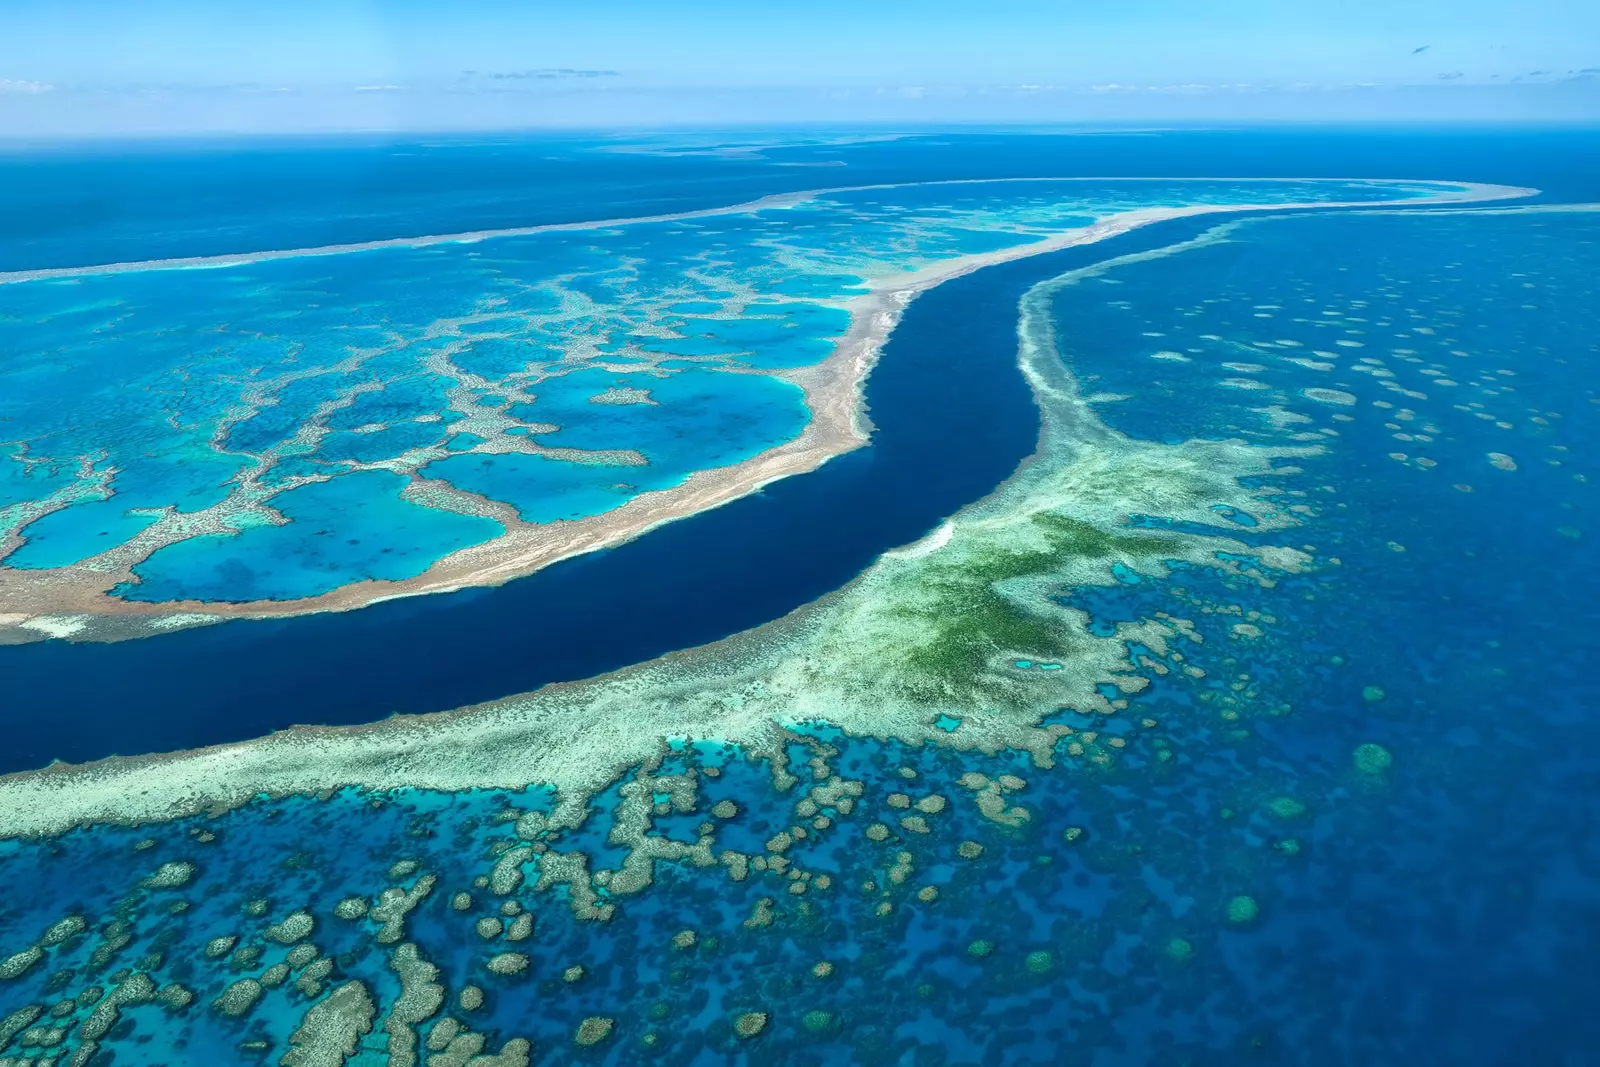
[214,978,263,1017]
[371,876,436,944]
[383,942,446,1067]
[575,1017,614,1047]
[485,953,528,977]
[265,911,316,944]
[281,980,376,1067]
[957,773,1032,827]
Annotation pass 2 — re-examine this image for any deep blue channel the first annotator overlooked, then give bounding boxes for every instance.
[0,218,1233,773]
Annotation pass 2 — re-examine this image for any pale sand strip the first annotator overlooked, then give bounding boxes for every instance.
[0,180,1539,834]
[0,180,1534,641]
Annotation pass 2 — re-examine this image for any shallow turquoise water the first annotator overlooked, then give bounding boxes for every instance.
[117,470,503,603]
[5,500,162,570]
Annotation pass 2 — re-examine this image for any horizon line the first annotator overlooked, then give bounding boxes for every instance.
[1,116,1598,148]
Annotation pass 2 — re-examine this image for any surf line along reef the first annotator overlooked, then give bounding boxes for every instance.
[0,177,1526,644]
[0,181,1549,1064]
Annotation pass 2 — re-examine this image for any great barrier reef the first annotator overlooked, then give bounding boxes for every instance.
[1,122,1598,1067]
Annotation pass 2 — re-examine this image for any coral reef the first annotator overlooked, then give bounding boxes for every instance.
[281,980,376,1067]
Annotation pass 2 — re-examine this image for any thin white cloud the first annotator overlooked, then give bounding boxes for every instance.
[0,79,53,95]
[481,69,620,80]
[1091,82,1215,94]
[353,84,404,93]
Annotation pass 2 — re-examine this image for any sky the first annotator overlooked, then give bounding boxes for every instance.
[1,0,1597,135]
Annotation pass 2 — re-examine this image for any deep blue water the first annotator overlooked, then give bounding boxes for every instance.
[4,126,1598,271]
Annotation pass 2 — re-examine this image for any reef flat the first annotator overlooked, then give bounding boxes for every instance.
[0,178,1526,643]
[0,178,1595,1065]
